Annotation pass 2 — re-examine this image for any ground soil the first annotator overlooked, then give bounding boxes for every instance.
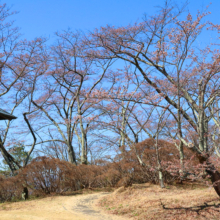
[99,183,220,220]
[1,183,220,220]
[0,192,128,220]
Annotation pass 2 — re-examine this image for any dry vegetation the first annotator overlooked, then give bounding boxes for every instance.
[98,183,220,220]
[0,140,219,219]
[0,140,191,203]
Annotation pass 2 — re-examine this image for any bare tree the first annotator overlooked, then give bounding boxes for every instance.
[89,2,220,195]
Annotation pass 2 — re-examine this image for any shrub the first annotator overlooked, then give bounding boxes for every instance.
[0,175,23,202]
[19,157,76,195]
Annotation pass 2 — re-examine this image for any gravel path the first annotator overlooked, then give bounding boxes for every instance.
[63,192,128,220]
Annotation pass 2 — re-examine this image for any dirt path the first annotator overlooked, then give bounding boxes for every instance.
[0,192,129,220]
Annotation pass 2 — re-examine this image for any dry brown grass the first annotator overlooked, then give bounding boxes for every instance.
[98,183,220,220]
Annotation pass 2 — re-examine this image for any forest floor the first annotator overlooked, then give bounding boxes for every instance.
[0,183,220,220]
[99,182,220,220]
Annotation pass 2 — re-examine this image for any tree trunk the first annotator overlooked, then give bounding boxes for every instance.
[177,68,185,181]
[22,186,28,200]
[197,155,220,197]
[179,142,185,181]
[206,168,220,197]
[159,170,165,188]
[119,107,126,147]
[0,136,20,174]
[155,136,165,188]
[80,131,87,165]
[67,144,77,165]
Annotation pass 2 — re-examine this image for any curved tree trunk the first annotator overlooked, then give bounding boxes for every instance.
[197,155,220,197]
[206,168,220,196]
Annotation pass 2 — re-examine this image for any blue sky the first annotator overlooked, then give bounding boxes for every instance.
[0,0,219,161]
[3,0,219,42]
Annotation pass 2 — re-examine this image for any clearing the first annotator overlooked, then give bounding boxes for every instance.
[0,183,220,220]
[99,183,220,219]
